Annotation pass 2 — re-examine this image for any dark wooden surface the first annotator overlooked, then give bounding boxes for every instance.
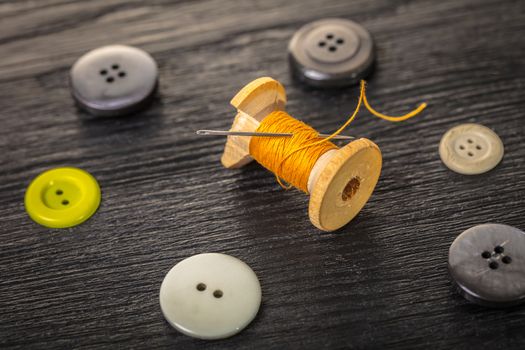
[1,0,524,348]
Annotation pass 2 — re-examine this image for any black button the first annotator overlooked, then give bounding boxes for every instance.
[288,18,375,88]
[448,223,525,307]
[70,45,158,117]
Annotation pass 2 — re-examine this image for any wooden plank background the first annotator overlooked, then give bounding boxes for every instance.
[1,0,524,348]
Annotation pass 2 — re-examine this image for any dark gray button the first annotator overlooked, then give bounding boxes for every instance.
[288,18,375,88]
[448,224,525,307]
[70,45,158,117]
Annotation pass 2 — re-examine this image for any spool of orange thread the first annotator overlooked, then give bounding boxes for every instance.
[221,77,423,232]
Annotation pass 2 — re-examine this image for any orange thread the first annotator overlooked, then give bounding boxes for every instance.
[250,111,337,192]
[249,80,427,192]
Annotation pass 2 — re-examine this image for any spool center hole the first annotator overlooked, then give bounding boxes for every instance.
[342,177,361,202]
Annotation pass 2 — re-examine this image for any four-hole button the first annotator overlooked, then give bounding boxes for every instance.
[70,45,158,117]
[439,123,504,175]
[449,223,525,307]
[288,18,375,87]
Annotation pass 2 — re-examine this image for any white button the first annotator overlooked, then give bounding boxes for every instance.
[439,123,504,175]
[159,253,261,339]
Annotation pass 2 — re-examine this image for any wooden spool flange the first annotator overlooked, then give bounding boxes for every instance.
[221,77,382,231]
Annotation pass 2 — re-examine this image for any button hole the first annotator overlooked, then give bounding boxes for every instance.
[56,189,63,195]
[99,69,107,76]
[502,256,512,264]
[118,71,126,78]
[476,145,482,150]
[318,41,326,47]
[467,139,473,143]
[112,64,119,70]
[481,251,491,259]
[329,46,337,52]
[326,33,334,39]
[336,38,344,44]
[468,152,474,157]
[488,261,498,269]
[494,245,504,254]
[196,283,206,291]
[61,199,69,206]
[106,77,114,83]
[213,290,223,298]
[459,145,465,150]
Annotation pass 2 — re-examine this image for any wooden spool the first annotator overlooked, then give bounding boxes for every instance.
[221,77,382,231]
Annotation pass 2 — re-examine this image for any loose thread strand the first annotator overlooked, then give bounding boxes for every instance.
[363,88,428,122]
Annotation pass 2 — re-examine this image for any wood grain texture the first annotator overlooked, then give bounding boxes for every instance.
[1,0,524,348]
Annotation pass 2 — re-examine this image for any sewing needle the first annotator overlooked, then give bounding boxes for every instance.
[196,130,355,140]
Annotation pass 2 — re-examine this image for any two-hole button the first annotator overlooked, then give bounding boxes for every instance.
[159,253,261,340]
[195,282,224,299]
[24,167,101,228]
[448,223,525,307]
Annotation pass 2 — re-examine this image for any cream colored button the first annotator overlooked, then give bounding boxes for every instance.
[439,123,503,175]
[159,253,261,340]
